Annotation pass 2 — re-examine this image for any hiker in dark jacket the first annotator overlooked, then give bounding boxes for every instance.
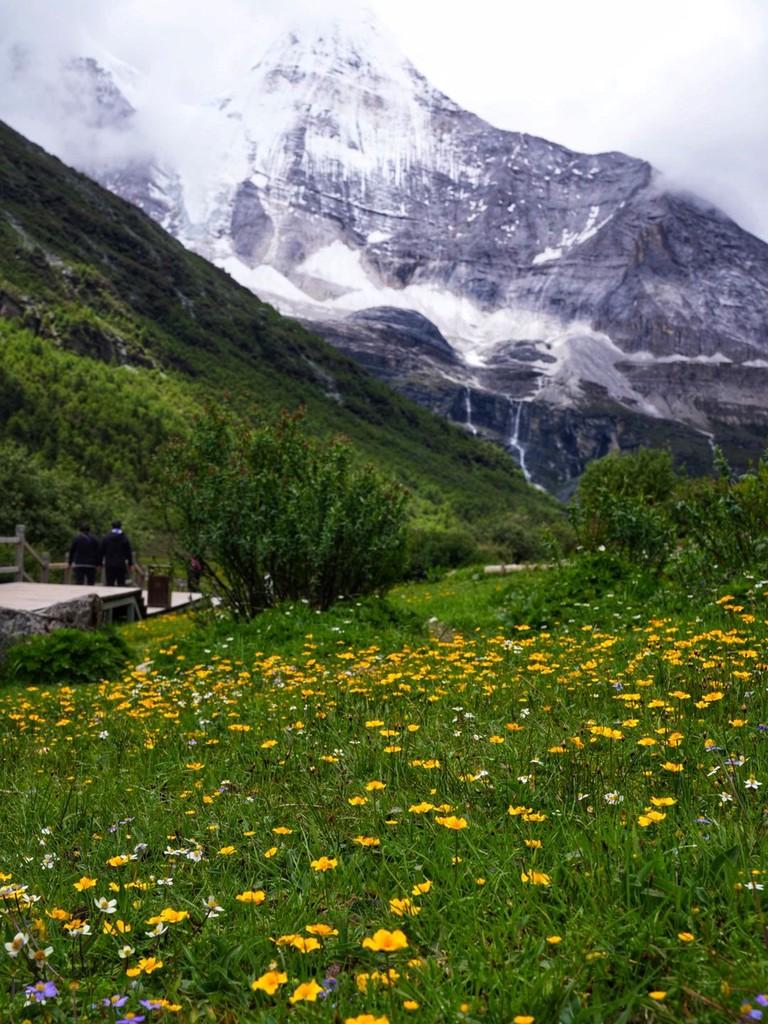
[101,520,133,587]
[68,523,101,585]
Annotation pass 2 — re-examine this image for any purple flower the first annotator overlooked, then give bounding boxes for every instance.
[318,976,338,999]
[117,1016,146,1024]
[104,994,129,1008]
[757,995,768,1007]
[25,980,58,1003]
[746,1011,762,1021]
[140,999,165,1009]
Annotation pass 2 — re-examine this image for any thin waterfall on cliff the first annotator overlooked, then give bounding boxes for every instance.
[464,387,478,435]
[508,398,532,483]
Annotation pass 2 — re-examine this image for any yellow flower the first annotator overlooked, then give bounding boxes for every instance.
[435,815,468,830]
[408,802,435,814]
[354,836,381,847]
[649,991,667,1001]
[251,970,288,995]
[348,796,368,806]
[365,780,386,792]
[403,999,420,1011]
[678,931,695,942]
[661,762,684,772]
[289,980,324,1003]
[73,876,97,892]
[411,880,432,895]
[514,1017,536,1024]
[305,923,338,936]
[273,827,293,835]
[264,847,278,858]
[650,797,676,807]
[236,890,266,904]
[128,956,163,976]
[310,856,338,872]
[146,908,189,925]
[521,870,551,886]
[362,928,409,952]
[345,1015,390,1024]
[260,739,278,749]
[287,936,321,953]
[218,846,236,856]
[546,935,562,944]
[48,907,72,921]
[389,897,421,917]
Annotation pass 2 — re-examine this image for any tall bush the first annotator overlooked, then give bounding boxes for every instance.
[162,411,408,617]
[571,448,676,567]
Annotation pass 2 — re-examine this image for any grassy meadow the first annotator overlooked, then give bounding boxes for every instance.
[0,571,767,1023]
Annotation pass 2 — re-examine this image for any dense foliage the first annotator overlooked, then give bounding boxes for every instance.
[572,446,768,585]
[0,627,131,687]
[163,412,408,616]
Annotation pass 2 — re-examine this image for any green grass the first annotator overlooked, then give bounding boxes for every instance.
[0,575,766,1023]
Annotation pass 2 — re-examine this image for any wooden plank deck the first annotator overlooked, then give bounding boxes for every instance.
[0,582,204,621]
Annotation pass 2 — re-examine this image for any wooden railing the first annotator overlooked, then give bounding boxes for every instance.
[0,525,146,585]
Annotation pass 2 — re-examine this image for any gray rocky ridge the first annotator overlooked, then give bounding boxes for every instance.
[9,12,768,492]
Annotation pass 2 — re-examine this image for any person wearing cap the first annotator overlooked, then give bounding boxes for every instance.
[101,520,134,587]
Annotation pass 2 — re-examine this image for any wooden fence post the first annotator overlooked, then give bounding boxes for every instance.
[15,525,25,582]
[42,552,50,584]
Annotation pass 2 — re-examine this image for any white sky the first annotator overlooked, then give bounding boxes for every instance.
[1,0,766,240]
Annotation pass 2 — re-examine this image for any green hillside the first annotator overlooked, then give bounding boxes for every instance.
[0,120,565,559]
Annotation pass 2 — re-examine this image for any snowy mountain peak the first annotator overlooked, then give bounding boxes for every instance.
[4,4,768,490]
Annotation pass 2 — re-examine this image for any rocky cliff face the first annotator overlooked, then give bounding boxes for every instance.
[6,10,768,490]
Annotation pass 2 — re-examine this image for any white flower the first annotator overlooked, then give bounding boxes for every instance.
[146,923,167,937]
[98,730,110,739]
[203,895,224,918]
[117,944,135,959]
[186,849,203,862]
[4,932,29,957]
[719,792,734,803]
[604,791,624,805]
[66,922,91,936]
[745,777,762,789]
[41,853,58,870]
[27,945,53,963]
[94,897,117,913]
[744,882,765,891]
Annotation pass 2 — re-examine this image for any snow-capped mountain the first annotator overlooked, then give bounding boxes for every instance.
[5,8,768,491]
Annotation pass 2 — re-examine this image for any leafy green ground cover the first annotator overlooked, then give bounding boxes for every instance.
[0,571,766,1023]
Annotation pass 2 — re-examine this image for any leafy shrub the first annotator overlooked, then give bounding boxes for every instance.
[571,449,678,568]
[667,452,768,586]
[161,410,409,617]
[1,628,132,687]
[405,527,481,578]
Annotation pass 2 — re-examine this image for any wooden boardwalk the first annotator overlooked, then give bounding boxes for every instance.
[0,582,204,622]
